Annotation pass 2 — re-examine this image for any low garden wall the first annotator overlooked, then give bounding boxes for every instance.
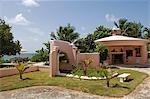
[0,66,49,77]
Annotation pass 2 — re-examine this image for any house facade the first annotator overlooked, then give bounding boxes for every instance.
[95,28,149,65]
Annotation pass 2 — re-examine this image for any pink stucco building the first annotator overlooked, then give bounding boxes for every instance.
[95,28,149,65]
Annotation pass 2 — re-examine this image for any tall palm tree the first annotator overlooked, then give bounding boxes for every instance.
[114,18,129,35]
[50,24,79,43]
[114,19,143,38]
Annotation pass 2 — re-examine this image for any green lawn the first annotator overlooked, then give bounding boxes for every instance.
[0,69,148,97]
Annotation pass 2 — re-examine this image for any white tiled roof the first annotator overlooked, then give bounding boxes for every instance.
[95,35,147,42]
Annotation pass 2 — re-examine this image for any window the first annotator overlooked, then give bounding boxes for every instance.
[126,50,133,57]
[135,48,141,57]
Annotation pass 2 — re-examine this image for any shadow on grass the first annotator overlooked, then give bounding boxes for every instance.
[112,84,130,89]
[22,77,32,80]
[125,78,134,82]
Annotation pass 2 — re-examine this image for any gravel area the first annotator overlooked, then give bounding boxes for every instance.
[0,86,113,99]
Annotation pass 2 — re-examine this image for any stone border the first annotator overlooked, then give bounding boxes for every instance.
[59,72,119,80]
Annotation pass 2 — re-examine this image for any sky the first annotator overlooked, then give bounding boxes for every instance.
[0,0,150,53]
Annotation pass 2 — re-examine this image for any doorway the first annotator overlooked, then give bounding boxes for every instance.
[112,54,124,64]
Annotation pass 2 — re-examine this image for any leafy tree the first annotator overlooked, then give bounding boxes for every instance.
[143,27,150,51]
[75,38,88,53]
[43,41,50,53]
[84,34,96,52]
[93,26,111,40]
[144,27,150,39]
[0,19,22,58]
[126,22,143,38]
[95,44,108,63]
[75,26,110,53]
[50,24,79,43]
[15,63,29,80]
[31,48,48,62]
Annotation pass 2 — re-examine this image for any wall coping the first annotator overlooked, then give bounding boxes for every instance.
[79,53,99,54]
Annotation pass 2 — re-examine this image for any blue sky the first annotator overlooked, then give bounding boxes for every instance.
[0,0,149,52]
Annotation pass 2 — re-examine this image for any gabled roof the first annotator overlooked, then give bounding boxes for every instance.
[95,35,148,42]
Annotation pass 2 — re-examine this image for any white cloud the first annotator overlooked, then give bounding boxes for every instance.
[22,0,39,7]
[4,13,31,26]
[105,14,119,22]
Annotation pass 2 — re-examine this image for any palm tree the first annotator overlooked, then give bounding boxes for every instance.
[126,22,143,38]
[114,18,129,35]
[15,63,29,80]
[50,24,79,43]
[95,44,108,63]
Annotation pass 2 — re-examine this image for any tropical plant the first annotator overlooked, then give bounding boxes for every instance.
[126,22,143,38]
[114,18,129,35]
[98,68,115,87]
[95,44,108,63]
[75,25,110,53]
[15,63,29,80]
[114,18,144,38]
[0,19,22,58]
[50,24,79,43]
[81,59,93,75]
[93,25,111,40]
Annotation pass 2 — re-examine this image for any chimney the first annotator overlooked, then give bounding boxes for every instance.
[112,27,121,36]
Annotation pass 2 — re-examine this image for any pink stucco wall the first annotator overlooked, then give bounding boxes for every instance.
[96,40,148,65]
[49,40,100,77]
[78,53,100,69]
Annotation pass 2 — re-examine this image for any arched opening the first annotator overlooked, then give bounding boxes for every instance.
[58,51,71,73]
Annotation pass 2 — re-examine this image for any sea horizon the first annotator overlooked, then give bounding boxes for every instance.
[2,53,34,60]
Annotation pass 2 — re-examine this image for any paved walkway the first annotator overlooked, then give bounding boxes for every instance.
[0,67,149,99]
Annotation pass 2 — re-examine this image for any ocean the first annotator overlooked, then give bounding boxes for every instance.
[2,53,33,60]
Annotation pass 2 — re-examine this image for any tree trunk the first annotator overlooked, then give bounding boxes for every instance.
[106,79,110,87]
[83,70,87,76]
[19,72,23,80]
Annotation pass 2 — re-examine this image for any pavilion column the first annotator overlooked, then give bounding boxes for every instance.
[141,44,147,64]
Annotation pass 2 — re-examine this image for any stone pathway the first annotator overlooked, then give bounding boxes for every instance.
[0,67,149,99]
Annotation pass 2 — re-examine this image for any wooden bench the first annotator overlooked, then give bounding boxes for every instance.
[117,73,131,82]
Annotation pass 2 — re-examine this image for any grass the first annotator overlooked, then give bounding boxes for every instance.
[0,69,148,97]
